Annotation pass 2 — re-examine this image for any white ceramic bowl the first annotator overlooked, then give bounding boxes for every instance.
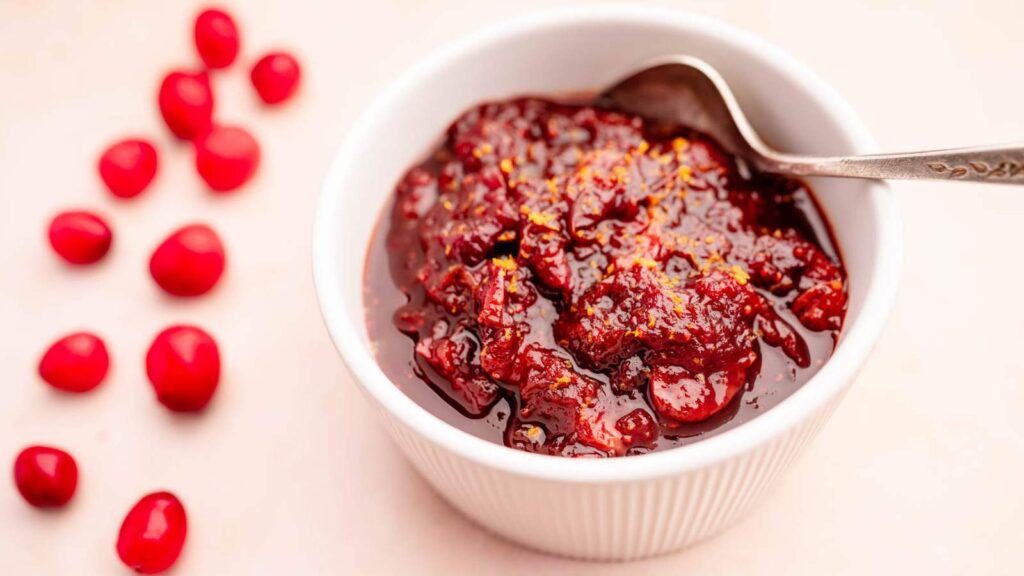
[314,6,900,560]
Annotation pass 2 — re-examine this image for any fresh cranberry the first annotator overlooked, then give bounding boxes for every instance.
[194,125,260,192]
[38,332,110,393]
[117,491,187,574]
[98,138,158,199]
[145,325,220,412]
[13,446,78,508]
[158,70,214,140]
[250,52,301,105]
[48,210,112,265]
[194,8,239,69]
[149,224,225,297]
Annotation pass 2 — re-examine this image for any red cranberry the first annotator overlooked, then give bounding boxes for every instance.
[117,491,187,574]
[194,8,239,69]
[158,71,214,140]
[145,325,220,412]
[98,138,158,199]
[250,52,301,105]
[48,210,112,265]
[194,125,260,192]
[615,409,657,446]
[650,364,746,423]
[13,446,78,508]
[39,332,110,393]
[149,224,225,297]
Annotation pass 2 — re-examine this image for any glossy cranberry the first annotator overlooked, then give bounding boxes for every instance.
[615,409,657,446]
[116,491,187,574]
[649,365,747,423]
[145,325,220,412]
[38,332,110,393]
[158,71,214,140]
[792,281,846,331]
[13,446,78,508]
[194,8,239,69]
[149,224,225,297]
[98,138,158,199]
[194,125,260,192]
[48,210,112,265]
[250,52,301,105]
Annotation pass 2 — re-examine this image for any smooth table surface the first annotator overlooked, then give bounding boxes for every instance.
[1,1,1022,574]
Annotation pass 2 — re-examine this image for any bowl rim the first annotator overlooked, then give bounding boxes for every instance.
[313,4,902,483]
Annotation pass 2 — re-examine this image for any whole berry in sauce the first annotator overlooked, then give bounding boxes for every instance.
[193,8,239,69]
[149,224,225,297]
[98,138,158,199]
[194,125,260,192]
[249,52,301,105]
[158,70,214,140]
[13,445,78,508]
[116,491,187,574]
[615,409,658,446]
[145,325,220,412]
[38,332,110,393]
[48,210,112,265]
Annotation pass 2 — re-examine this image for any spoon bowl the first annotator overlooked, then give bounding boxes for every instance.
[603,55,1024,184]
[601,56,767,165]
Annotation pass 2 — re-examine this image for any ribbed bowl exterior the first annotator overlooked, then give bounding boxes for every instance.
[373,391,844,561]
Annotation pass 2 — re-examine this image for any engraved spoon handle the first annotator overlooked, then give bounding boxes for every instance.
[762,145,1024,184]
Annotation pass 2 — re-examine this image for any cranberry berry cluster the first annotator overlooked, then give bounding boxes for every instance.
[16,8,300,574]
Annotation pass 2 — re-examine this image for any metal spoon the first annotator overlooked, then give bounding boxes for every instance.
[600,55,1024,184]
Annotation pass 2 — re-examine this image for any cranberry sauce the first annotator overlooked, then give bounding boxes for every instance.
[365,97,847,457]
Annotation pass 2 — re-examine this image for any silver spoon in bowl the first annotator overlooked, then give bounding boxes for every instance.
[600,55,1024,184]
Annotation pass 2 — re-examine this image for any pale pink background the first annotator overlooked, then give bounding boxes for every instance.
[2,1,1023,574]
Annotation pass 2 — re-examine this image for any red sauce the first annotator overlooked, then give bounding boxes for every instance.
[365,97,847,457]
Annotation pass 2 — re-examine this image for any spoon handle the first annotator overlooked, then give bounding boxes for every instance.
[765,145,1024,184]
